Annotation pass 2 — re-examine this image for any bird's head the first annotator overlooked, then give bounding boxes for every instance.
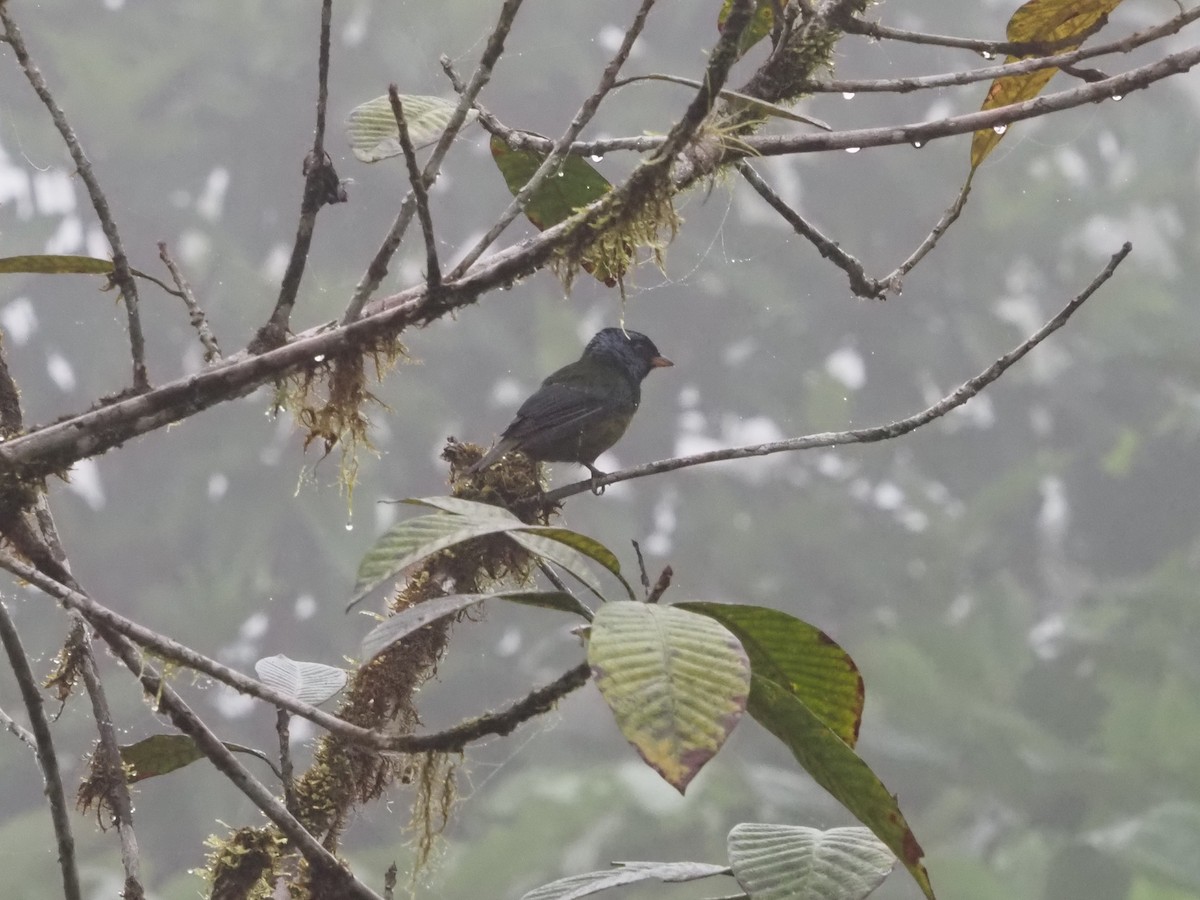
[584,328,673,382]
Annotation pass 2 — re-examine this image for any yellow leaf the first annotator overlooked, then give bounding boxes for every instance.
[971,0,1125,169]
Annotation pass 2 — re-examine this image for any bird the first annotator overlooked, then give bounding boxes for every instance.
[467,328,673,488]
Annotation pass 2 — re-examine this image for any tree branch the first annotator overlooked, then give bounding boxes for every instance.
[387,86,441,293]
[0,553,594,754]
[843,11,1113,56]
[544,243,1133,502]
[0,3,148,391]
[735,44,1200,161]
[158,242,222,362]
[737,160,885,298]
[253,0,345,349]
[0,598,81,900]
[77,623,145,899]
[447,0,660,279]
[342,0,529,322]
[804,6,1200,94]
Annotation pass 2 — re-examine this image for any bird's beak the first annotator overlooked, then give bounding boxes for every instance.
[650,356,674,368]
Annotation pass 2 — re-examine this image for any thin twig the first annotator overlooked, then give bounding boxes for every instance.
[544,243,1133,502]
[387,86,441,292]
[883,171,974,290]
[77,623,145,900]
[737,160,884,298]
[446,0,660,280]
[253,0,345,349]
[0,4,148,391]
[843,12,1111,56]
[158,242,222,362]
[0,701,37,749]
[801,8,1200,95]
[0,597,82,900]
[342,0,529,322]
[730,45,1200,161]
[631,540,651,596]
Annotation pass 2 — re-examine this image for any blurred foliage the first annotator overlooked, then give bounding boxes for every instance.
[2,0,1200,899]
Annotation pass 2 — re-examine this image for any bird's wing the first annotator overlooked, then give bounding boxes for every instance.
[502,381,620,443]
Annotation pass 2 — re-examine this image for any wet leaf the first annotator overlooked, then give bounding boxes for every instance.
[728,823,895,900]
[520,861,731,900]
[679,602,863,746]
[972,0,1125,168]
[346,93,477,162]
[0,255,114,275]
[749,678,935,899]
[489,134,621,284]
[254,655,346,705]
[588,602,750,793]
[718,0,776,57]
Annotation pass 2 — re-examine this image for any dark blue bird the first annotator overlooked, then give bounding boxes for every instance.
[467,328,672,484]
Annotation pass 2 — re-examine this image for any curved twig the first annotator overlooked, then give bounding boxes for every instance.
[544,243,1133,503]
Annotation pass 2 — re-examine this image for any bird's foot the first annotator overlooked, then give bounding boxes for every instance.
[586,465,607,496]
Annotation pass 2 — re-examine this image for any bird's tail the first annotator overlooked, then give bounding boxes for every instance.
[464,438,514,475]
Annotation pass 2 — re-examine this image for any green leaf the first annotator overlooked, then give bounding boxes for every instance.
[677,602,863,747]
[347,514,513,609]
[516,526,635,600]
[510,531,608,602]
[520,861,731,900]
[345,94,478,163]
[728,823,895,900]
[718,0,775,57]
[488,134,622,285]
[403,495,522,522]
[489,135,613,232]
[1087,802,1200,891]
[254,655,346,706]
[495,590,594,619]
[588,602,750,793]
[749,678,935,900]
[971,0,1125,169]
[118,734,269,783]
[360,592,490,662]
[0,254,114,275]
[361,591,590,662]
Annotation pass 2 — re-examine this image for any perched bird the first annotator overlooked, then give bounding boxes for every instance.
[467,328,673,486]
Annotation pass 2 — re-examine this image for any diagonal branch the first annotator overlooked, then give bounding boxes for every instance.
[0,553,592,754]
[76,622,145,899]
[158,242,222,362]
[737,160,885,298]
[733,44,1200,161]
[544,243,1133,503]
[843,11,1112,56]
[0,598,82,900]
[0,3,148,391]
[804,7,1200,94]
[342,0,529,322]
[446,0,660,279]
[387,86,441,293]
[252,0,346,350]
